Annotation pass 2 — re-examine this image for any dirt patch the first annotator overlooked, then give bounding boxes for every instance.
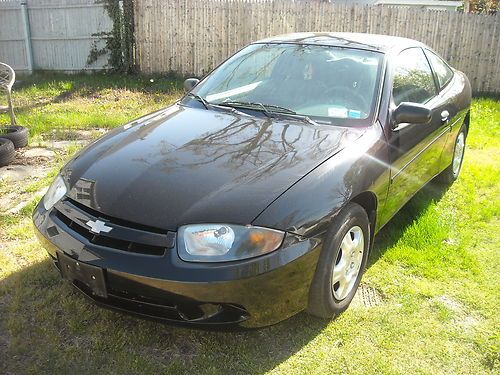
[19,147,55,162]
[351,284,384,308]
[0,137,92,214]
[0,147,55,183]
[0,164,52,184]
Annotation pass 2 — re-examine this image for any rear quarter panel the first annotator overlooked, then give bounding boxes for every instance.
[439,70,472,172]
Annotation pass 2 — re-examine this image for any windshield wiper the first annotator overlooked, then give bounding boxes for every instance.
[219,101,318,126]
[273,111,319,126]
[186,92,210,109]
[184,93,249,116]
[219,100,296,116]
[187,92,245,115]
[218,100,272,117]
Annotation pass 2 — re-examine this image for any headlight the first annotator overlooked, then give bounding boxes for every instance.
[178,224,285,262]
[43,175,67,210]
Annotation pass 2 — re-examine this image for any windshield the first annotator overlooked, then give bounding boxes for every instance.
[189,43,384,125]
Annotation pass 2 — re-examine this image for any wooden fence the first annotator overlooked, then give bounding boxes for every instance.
[134,0,500,93]
[0,0,112,72]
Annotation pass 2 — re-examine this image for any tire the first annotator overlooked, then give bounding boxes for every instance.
[307,202,370,318]
[437,124,467,185]
[0,138,15,167]
[0,125,29,148]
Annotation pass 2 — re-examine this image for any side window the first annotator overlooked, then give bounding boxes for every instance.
[425,49,454,90]
[392,48,437,106]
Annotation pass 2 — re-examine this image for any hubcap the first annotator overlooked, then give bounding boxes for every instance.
[452,132,465,176]
[332,226,364,301]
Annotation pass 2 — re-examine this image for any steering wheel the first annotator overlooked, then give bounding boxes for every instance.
[321,85,369,111]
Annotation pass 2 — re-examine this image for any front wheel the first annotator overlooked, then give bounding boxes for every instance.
[307,203,370,318]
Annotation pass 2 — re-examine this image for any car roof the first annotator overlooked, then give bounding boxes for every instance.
[253,32,425,54]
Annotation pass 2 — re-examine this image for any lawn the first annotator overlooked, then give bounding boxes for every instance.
[0,74,498,374]
[2,72,183,139]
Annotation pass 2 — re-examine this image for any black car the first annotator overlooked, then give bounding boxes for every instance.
[33,33,471,328]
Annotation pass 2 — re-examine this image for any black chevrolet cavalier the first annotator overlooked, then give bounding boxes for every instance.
[33,33,471,328]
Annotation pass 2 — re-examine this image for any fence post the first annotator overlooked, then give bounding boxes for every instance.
[20,0,33,73]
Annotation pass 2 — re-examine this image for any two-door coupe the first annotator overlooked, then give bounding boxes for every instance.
[33,33,471,328]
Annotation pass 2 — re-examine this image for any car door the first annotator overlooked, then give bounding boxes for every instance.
[423,48,462,172]
[384,47,450,214]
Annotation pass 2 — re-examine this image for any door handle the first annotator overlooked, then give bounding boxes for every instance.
[441,110,450,124]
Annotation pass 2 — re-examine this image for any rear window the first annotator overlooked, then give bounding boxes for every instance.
[425,50,454,90]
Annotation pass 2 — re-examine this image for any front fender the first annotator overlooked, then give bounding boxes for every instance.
[252,125,390,238]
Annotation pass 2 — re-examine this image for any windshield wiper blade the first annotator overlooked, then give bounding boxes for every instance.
[220,100,298,115]
[273,111,319,126]
[184,93,248,116]
[218,101,272,117]
[258,103,297,115]
[217,100,318,126]
[187,92,209,109]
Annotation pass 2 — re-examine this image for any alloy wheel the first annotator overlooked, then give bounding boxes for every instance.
[331,226,364,301]
[452,132,465,177]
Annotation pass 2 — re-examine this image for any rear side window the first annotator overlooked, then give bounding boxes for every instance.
[425,49,454,90]
[392,48,437,106]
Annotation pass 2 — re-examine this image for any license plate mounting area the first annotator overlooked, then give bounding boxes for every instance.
[57,251,108,298]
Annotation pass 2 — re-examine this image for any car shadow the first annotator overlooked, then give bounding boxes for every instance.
[0,256,331,374]
[0,181,450,374]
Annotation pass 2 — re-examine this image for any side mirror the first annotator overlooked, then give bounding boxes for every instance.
[184,78,199,92]
[393,102,432,126]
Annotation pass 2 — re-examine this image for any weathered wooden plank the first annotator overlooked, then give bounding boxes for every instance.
[132,0,499,93]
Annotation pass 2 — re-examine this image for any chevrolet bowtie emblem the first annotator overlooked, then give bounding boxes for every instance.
[85,219,112,234]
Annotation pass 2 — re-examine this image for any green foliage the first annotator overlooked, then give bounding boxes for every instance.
[0,72,183,138]
[462,0,499,14]
[87,0,135,72]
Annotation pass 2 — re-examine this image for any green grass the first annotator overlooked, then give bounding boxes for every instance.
[0,72,183,139]
[0,75,499,374]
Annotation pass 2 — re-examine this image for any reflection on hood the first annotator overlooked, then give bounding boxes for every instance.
[65,105,365,230]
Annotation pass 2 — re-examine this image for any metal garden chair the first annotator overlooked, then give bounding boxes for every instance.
[0,62,17,125]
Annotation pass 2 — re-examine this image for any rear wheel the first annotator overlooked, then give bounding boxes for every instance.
[307,203,370,318]
[438,125,467,184]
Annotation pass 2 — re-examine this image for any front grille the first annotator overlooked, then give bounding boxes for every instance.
[52,198,175,256]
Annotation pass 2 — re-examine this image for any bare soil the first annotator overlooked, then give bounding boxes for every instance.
[0,131,100,214]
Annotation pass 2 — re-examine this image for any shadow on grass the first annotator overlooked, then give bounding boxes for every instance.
[12,89,80,114]
[0,258,330,374]
[0,180,451,374]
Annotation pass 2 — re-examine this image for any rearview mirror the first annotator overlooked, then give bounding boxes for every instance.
[184,78,199,92]
[393,102,432,125]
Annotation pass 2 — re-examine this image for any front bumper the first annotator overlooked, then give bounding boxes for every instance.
[33,201,322,328]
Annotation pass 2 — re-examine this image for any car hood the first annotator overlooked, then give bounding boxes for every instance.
[63,104,365,230]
